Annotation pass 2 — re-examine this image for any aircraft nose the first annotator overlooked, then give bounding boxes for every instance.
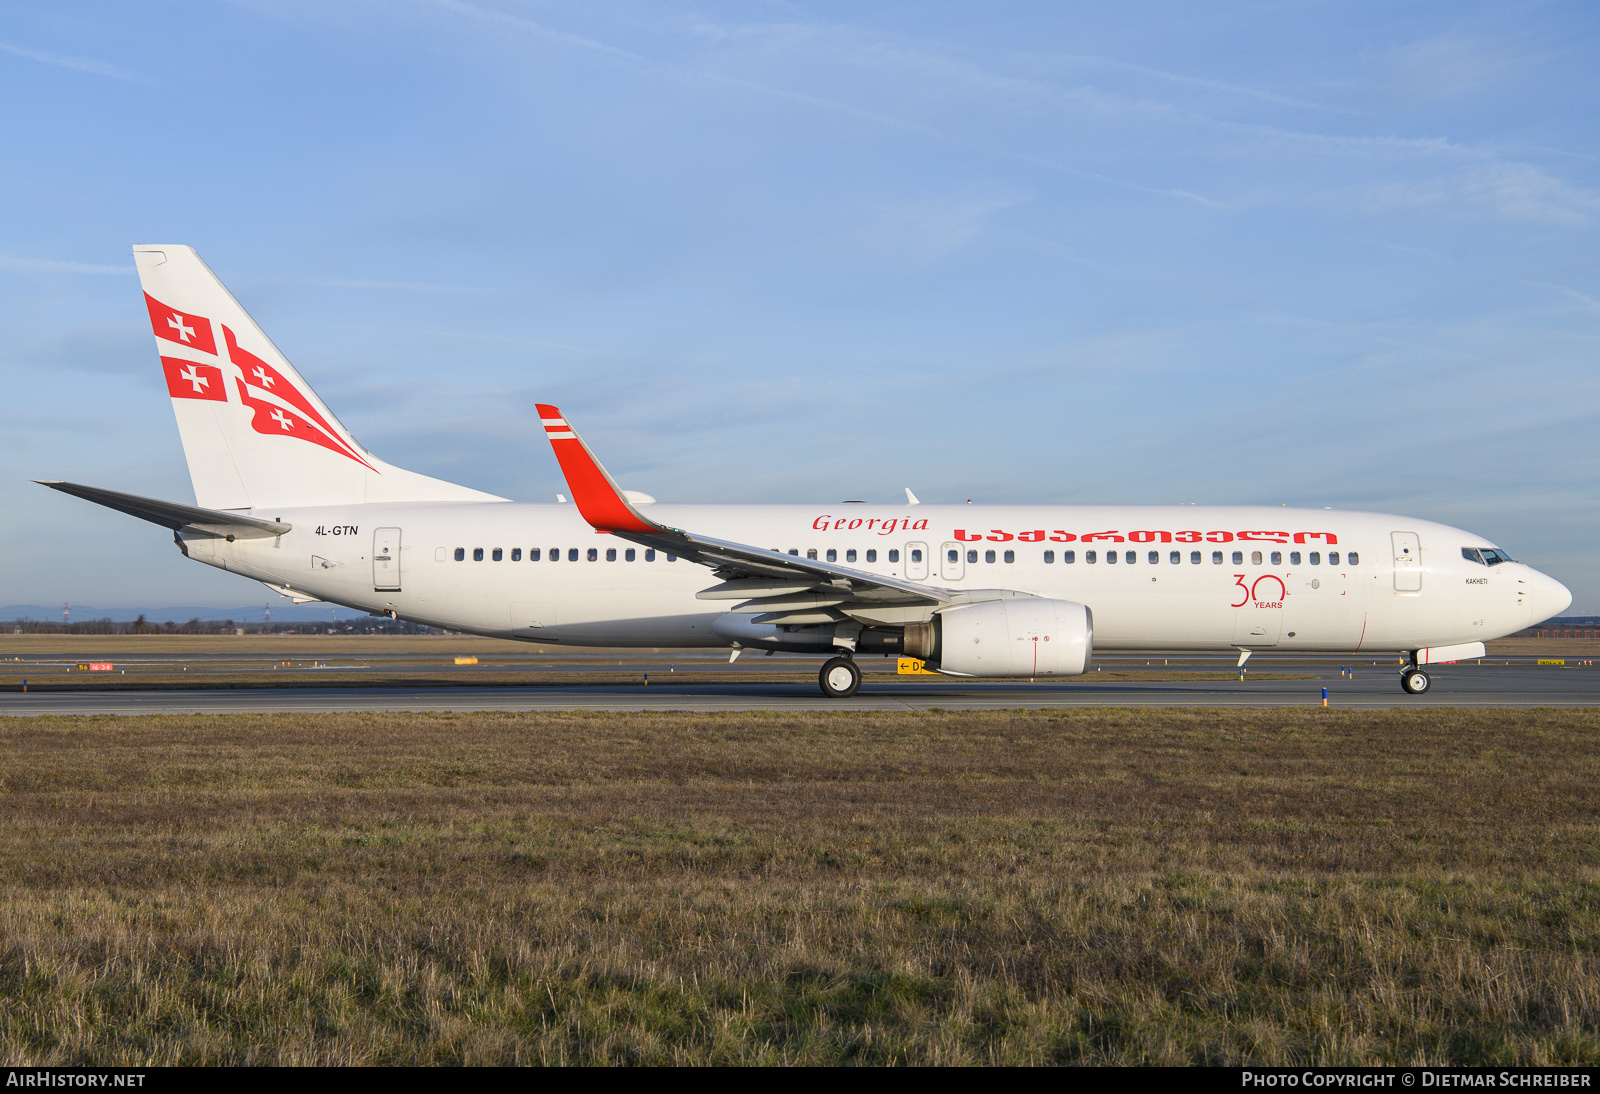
[1528,570,1572,626]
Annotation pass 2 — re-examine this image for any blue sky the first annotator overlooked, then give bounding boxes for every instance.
[3,1,1597,612]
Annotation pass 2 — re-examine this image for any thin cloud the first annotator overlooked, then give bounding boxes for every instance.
[0,255,129,275]
[0,41,140,82]
[1360,163,1600,226]
[1525,281,1600,311]
[424,0,940,137]
[1050,52,1363,115]
[312,278,508,294]
[419,0,653,67]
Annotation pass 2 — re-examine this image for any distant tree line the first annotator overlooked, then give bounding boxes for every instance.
[9,616,443,636]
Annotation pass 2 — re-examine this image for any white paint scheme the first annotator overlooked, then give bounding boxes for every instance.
[55,246,1574,675]
[173,501,1570,654]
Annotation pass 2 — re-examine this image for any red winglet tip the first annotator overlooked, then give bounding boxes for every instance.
[537,405,657,536]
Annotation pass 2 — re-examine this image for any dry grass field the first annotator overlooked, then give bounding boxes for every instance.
[1,708,1598,1065]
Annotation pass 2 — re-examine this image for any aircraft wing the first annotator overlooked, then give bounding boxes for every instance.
[36,480,291,540]
[535,405,952,625]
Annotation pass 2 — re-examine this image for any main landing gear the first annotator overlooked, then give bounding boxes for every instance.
[819,656,862,698]
[1400,665,1431,695]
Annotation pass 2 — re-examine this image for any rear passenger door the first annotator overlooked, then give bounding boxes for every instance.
[373,527,401,591]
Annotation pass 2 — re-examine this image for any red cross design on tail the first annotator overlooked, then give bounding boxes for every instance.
[143,293,217,356]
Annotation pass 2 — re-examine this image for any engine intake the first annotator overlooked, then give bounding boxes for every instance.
[907,599,1092,677]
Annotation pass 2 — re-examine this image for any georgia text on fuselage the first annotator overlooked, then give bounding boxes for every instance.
[37,245,1572,690]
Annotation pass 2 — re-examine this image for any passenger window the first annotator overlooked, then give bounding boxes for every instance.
[846,549,856,562]
[1086,550,1097,564]
[1348,552,1359,566]
[666,554,676,562]
[1309,552,1320,565]
[1212,551,1223,565]
[1190,551,1201,564]
[492,548,503,561]
[473,548,484,561]
[1328,552,1340,566]
[1107,550,1118,565]
[826,548,837,562]
[1063,550,1075,564]
[625,548,635,561]
[1170,551,1180,565]
[807,549,818,560]
[967,550,978,564]
[530,548,541,561]
[1250,551,1262,566]
[1270,551,1281,566]
[789,549,799,556]
[1289,551,1300,565]
[1150,551,1160,565]
[1125,551,1136,564]
[1003,550,1014,563]
[511,548,521,561]
[550,548,559,561]
[454,548,464,561]
[645,549,656,561]
[1231,551,1242,565]
[866,550,877,563]
[568,549,578,562]
[889,550,900,563]
[947,550,958,563]
[985,550,996,564]
[1044,550,1055,564]
[587,548,598,561]
[606,548,616,561]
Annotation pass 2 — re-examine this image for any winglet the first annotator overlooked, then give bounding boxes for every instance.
[536,405,661,535]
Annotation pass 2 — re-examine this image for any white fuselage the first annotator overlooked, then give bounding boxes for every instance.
[179,501,1569,653]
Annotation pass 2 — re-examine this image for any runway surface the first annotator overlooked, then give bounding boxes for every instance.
[3,661,1595,714]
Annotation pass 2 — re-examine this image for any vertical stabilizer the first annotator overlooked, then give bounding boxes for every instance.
[133,245,502,509]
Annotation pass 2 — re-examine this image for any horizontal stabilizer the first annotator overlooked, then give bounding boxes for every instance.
[36,480,290,539]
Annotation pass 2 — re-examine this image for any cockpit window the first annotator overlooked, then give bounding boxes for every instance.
[1462,547,1485,565]
[1482,548,1511,566]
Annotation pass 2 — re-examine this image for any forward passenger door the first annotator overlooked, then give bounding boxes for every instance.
[1392,532,1422,593]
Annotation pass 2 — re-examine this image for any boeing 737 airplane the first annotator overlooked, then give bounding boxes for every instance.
[39,246,1573,697]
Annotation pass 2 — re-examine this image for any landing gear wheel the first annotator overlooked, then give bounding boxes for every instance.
[819,656,862,698]
[1400,668,1431,695]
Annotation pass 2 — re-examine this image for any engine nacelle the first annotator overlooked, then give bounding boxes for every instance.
[913,598,1092,677]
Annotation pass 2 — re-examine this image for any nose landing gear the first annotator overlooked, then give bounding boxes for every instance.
[1400,666,1431,695]
[819,656,862,698]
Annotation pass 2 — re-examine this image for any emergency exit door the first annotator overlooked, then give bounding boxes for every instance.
[905,541,929,580]
[1392,531,1421,592]
[374,527,402,591]
[940,542,965,581]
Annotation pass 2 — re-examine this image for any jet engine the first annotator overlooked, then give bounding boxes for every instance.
[903,598,1092,677]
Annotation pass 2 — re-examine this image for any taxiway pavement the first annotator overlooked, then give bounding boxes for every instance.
[3,661,1595,714]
